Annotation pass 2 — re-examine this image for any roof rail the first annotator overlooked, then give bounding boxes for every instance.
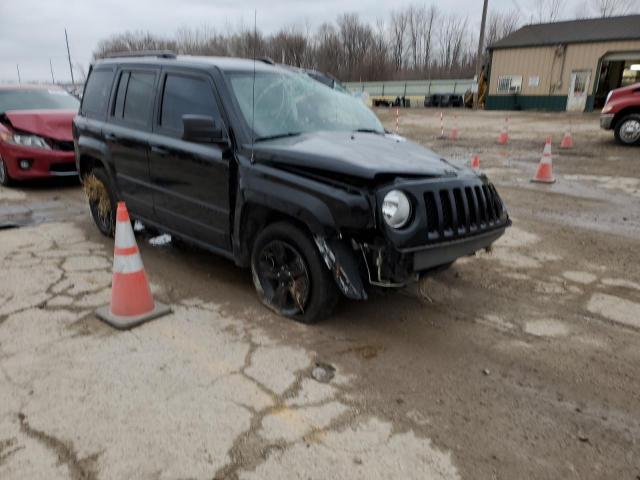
[257,56,275,65]
[103,50,177,59]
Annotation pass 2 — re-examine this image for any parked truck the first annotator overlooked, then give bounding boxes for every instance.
[600,82,640,146]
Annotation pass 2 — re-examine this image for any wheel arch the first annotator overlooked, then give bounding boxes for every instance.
[613,107,640,129]
[235,201,325,268]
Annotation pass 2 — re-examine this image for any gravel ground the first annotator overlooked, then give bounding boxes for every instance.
[0,108,639,479]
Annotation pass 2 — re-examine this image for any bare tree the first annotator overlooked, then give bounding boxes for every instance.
[423,5,438,73]
[590,0,636,16]
[407,5,425,70]
[389,9,408,72]
[535,0,564,22]
[93,31,177,59]
[314,23,342,76]
[438,14,468,74]
[268,26,309,67]
[485,10,520,49]
[92,3,485,83]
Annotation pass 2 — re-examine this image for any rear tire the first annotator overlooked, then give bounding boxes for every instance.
[85,168,117,237]
[0,155,12,187]
[614,114,640,146]
[251,222,339,324]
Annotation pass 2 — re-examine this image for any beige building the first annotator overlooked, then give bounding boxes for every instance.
[487,15,640,112]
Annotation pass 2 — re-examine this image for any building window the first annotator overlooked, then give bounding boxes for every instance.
[497,75,522,94]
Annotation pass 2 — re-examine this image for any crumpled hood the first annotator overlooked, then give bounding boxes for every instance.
[2,109,76,141]
[251,131,461,179]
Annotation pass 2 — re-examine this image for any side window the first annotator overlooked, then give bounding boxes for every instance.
[160,74,221,134]
[81,68,114,119]
[117,71,155,126]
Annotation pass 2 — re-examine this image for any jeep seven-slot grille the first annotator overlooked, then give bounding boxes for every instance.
[423,183,504,240]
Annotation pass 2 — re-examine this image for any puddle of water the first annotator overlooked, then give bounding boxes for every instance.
[524,319,570,337]
[563,271,598,285]
[600,278,640,291]
[564,174,640,198]
[586,293,640,329]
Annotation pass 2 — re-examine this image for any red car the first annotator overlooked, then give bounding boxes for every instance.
[0,85,80,185]
[600,82,640,146]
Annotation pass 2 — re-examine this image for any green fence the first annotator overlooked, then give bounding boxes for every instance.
[345,79,473,98]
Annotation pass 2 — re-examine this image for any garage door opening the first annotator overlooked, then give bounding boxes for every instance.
[594,52,640,109]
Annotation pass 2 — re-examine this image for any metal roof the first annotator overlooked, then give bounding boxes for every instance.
[489,15,640,50]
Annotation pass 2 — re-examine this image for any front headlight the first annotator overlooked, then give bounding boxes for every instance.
[601,104,613,114]
[382,189,411,229]
[8,133,51,150]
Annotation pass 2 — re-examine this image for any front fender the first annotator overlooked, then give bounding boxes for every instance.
[238,163,373,235]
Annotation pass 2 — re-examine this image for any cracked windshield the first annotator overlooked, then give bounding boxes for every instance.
[229,70,384,140]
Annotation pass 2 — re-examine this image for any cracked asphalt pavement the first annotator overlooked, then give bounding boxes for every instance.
[1,110,640,479]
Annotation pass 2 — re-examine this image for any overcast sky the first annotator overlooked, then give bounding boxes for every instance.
[0,0,629,83]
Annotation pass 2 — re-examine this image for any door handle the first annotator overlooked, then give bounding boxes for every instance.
[150,145,169,156]
[104,133,118,141]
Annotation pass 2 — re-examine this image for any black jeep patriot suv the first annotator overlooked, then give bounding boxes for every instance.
[74,52,510,323]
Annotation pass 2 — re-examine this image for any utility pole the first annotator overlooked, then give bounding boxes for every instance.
[65,28,75,85]
[50,58,56,84]
[473,0,489,110]
[16,64,21,84]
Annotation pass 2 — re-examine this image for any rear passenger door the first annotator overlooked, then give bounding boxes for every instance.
[148,69,230,250]
[104,67,159,220]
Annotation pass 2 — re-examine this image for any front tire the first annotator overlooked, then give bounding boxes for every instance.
[251,222,339,323]
[0,154,12,187]
[614,114,640,146]
[84,168,117,237]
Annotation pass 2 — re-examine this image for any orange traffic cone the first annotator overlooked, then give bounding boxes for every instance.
[470,154,480,170]
[560,128,573,149]
[497,117,509,145]
[449,116,459,140]
[531,136,556,184]
[96,202,171,329]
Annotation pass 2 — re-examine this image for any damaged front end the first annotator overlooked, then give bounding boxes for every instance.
[313,172,511,298]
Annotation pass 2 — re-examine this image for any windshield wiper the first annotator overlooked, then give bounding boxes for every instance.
[353,128,384,134]
[254,132,303,142]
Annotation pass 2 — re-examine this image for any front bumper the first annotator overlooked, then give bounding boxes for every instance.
[366,173,510,285]
[600,114,614,130]
[410,226,506,271]
[0,143,77,180]
[360,222,509,287]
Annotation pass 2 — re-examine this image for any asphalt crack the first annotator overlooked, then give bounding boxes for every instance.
[18,412,100,480]
[0,438,24,467]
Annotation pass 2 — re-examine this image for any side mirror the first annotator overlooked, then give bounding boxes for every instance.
[182,114,226,143]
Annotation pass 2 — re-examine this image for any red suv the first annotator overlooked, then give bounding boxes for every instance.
[600,82,640,146]
[0,85,79,185]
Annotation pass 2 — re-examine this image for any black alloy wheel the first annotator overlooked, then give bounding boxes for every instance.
[251,222,339,323]
[255,240,310,316]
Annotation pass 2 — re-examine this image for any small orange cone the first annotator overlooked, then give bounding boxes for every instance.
[96,202,171,329]
[470,154,480,170]
[449,116,459,140]
[531,136,556,184]
[560,128,573,149]
[497,117,509,144]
